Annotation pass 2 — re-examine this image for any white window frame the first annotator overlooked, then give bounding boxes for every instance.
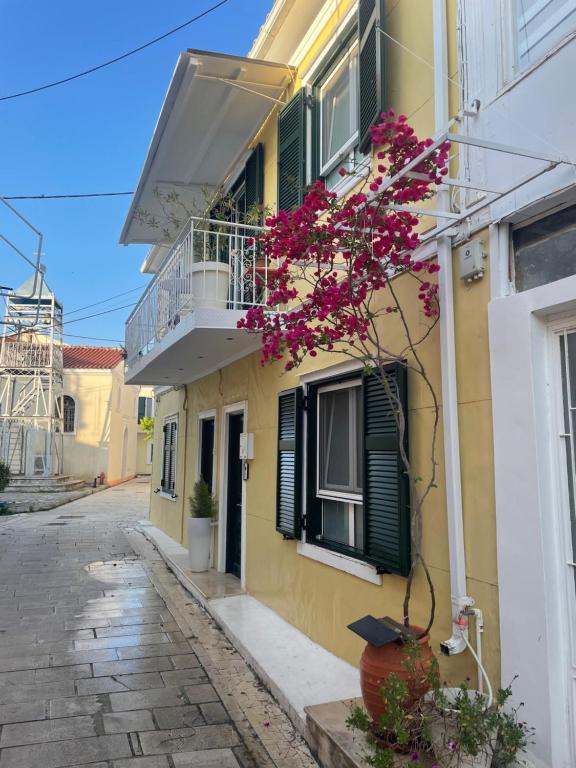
[501,0,576,84]
[296,361,382,585]
[316,379,363,502]
[318,40,359,178]
[146,440,154,465]
[160,414,178,500]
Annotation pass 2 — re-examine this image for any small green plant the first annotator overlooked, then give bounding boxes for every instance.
[189,479,218,519]
[347,639,532,768]
[139,415,154,441]
[0,461,10,493]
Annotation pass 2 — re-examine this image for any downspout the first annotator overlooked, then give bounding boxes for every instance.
[432,0,474,656]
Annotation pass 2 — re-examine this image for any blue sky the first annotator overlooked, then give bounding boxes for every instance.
[0,0,272,344]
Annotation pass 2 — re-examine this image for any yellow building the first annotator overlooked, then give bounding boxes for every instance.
[120,2,576,765]
[62,346,139,485]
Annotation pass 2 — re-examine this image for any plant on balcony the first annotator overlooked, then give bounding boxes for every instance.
[238,111,449,681]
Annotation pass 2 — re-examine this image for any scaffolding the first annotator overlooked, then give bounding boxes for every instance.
[0,276,64,476]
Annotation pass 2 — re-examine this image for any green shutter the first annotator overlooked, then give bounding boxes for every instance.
[277,90,307,212]
[276,387,304,538]
[363,363,411,575]
[245,144,264,215]
[358,0,387,154]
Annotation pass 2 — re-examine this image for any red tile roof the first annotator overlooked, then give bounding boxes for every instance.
[63,345,125,370]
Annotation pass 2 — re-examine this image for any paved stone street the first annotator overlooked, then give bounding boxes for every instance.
[0,479,317,768]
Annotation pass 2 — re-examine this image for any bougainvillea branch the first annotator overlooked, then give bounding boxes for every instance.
[238,112,450,633]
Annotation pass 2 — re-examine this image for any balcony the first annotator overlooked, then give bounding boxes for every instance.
[125,217,275,385]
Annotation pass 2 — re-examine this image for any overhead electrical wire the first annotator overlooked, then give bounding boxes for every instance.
[63,302,137,326]
[1,192,134,200]
[65,286,147,316]
[62,333,124,343]
[0,0,231,102]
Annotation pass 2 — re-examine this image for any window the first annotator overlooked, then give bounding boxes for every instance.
[513,203,576,292]
[146,441,154,465]
[63,395,76,433]
[138,396,153,423]
[161,417,178,497]
[507,0,576,78]
[317,381,364,549]
[559,328,576,598]
[319,42,359,179]
[275,364,411,575]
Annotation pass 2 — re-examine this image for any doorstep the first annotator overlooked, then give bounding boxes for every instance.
[138,520,361,735]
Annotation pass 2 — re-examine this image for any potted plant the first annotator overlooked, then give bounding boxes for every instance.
[187,479,217,571]
[347,655,533,768]
[0,461,10,493]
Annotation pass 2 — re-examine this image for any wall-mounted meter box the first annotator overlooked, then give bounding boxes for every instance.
[458,240,486,282]
[239,432,254,461]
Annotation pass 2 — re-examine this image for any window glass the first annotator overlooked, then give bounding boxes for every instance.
[559,331,576,597]
[512,0,576,75]
[322,499,349,544]
[319,44,358,175]
[63,396,75,433]
[318,382,362,495]
[513,204,576,292]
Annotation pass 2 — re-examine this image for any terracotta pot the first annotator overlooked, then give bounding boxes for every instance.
[360,626,436,722]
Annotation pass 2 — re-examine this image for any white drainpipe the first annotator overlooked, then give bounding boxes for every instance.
[432,0,475,656]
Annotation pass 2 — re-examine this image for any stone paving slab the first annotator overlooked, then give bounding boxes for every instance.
[0,480,318,768]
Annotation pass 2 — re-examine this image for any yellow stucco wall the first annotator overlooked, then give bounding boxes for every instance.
[148,0,499,688]
[62,363,139,484]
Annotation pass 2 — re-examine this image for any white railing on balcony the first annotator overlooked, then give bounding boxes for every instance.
[0,342,63,371]
[125,216,275,366]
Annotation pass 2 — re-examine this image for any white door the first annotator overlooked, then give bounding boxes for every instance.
[554,323,576,764]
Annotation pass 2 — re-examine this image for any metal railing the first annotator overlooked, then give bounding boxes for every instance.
[0,342,63,370]
[125,216,273,366]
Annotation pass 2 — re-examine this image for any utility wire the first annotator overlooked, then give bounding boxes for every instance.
[1,192,133,200]
[63,302,137,326]
[63,332,124,343]
[0,0,231,102]
[66,286,147,316]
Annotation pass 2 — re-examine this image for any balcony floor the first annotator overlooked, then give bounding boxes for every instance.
[125,308,260,385]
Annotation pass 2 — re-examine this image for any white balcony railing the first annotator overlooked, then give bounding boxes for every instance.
[125,216,274,366]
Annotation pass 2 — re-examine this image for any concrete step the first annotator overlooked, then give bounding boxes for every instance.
[6,478,87,493]
[8,475,76,486]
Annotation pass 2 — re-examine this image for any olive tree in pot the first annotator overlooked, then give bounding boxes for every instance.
[188,479,217,572]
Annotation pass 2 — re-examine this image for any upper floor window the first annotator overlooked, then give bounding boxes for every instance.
[319,41,359,179]
[512,203,576,291]
[507,0,576,79]
[138,396,154,423]
[63,395,76,433]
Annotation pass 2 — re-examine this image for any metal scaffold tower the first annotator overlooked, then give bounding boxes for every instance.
[0,276,64,476]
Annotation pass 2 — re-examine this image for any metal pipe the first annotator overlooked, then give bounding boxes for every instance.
[433,0,475,655]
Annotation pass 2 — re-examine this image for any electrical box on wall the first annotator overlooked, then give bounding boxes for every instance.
[458,240,486,282]
[239,432,254,461]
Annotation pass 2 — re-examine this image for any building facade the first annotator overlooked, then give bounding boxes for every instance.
[61,346,139,485]
[120,1,576,765]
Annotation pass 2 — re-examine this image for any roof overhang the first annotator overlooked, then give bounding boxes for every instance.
[120,49,293,246]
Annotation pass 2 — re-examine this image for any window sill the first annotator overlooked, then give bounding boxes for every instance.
[159,492,178,502]
[297,541,383,585]
[327,159,370,198]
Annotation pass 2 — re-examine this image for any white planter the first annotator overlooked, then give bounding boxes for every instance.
[191,261,230,310]
[187,517,212,572]
[423,688,496,768]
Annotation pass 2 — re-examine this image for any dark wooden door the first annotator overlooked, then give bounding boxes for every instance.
[226,413,244,578]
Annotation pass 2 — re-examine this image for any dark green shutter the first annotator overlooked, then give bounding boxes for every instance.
[363,363,411,575]
[276,387,304,538]
[277,90,307,212]
[161,423,169,492]
[358,0,387,154]
[245,144,264,215]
